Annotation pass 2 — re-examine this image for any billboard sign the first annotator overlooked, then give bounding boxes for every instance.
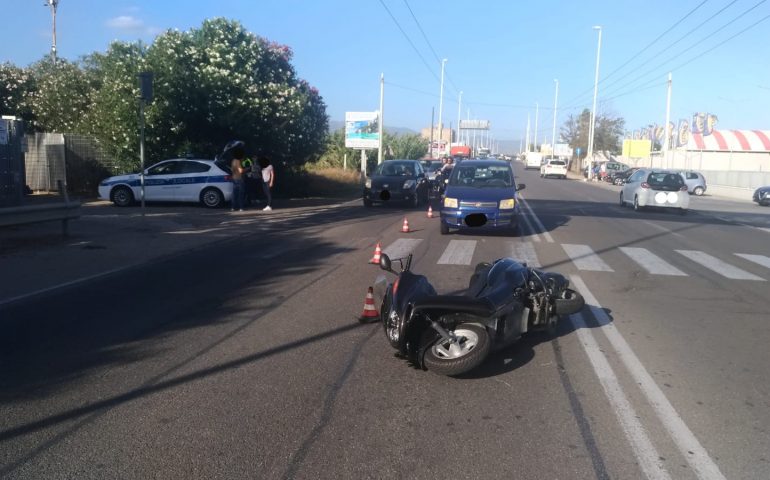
[459,120,490,130]
[345,111,380,149]
[622,139,652,158]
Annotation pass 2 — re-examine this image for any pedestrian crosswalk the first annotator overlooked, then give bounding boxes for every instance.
[378,238,770,282]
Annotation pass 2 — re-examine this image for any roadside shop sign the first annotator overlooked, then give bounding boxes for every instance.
[345,111,380,149]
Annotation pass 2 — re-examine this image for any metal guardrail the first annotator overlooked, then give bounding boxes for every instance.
[0,201,81,236]
[0,181,80,236]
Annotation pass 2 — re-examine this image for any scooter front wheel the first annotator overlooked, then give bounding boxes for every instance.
[423,323,490,376]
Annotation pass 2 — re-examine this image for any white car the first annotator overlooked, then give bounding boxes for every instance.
[540,157,568,179]
[98,158,233,208]
[619,168,689,214]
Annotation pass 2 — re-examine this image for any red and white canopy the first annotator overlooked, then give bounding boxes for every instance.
[687,130,770,152]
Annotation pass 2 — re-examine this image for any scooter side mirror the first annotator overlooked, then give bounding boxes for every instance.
[517,183,526,191]
[379,253,393,272]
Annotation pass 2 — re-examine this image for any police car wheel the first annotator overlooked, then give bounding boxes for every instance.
[201,188,224,208]
[111,186,134,207]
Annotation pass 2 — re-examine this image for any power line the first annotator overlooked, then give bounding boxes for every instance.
[401,0,460,95]
[561,0,732,109]
[596,0,767,102]
[377,0,441,84]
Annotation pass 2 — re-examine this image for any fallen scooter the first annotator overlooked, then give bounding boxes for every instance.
[372,253,585,376]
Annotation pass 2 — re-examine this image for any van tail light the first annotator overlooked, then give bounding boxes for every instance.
[679,185,688,192]
[641,182,650,189]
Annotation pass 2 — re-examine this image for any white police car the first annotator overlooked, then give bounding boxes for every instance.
[98,158,233,208]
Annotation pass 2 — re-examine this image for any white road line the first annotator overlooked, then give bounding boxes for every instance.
[618,247,687,276]
[569,309,671,480]
[571,276,726,480]
[518,194,554,243]
[509,241,540,267]
[437,240,476,265]
[519,212,541,242]
[562,244,614,272]
[676,250,765,281]
[382,238,423,260]
[734,253,770,270]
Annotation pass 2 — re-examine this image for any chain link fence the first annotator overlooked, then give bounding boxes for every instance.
[24,132,115,196]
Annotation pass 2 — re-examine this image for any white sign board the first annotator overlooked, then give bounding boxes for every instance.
[459,119,490,130]
[0,120,8,145]
[345,111,380,149]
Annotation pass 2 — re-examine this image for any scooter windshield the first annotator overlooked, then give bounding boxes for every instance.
[480,258,529,306]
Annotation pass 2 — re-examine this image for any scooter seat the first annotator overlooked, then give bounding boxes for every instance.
[412,295,495,318]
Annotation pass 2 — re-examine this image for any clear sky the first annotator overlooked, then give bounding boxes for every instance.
[3,0,769,143]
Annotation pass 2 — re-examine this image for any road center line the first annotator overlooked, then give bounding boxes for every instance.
[571,275,726,480]
[518,194,554,243]
[569,309,671,480]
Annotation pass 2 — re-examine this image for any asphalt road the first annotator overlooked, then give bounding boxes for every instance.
[1,166,769,479]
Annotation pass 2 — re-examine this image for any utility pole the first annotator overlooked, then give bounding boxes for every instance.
[534,102,539,152]
[525,114,531,152]
[587,25,603,180]
[378,73,384,164]
[456,91,463,146]
[551,79,559,158]
[437,59,447,156]
[45,0,60,64]
[429,106,435,158]
[663,72,672,169]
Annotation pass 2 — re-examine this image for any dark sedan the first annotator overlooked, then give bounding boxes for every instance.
[753,186,770,206]
[363,160,430,207]
[440,160,525,235]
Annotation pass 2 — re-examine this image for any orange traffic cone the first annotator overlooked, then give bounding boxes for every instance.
[427,205,434,218]
[359,287,379,322]
[401,217,410,233]
[370,242,382,264]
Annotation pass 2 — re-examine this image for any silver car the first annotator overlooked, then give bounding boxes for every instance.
[677,170,707,196]
[619,169,690,214]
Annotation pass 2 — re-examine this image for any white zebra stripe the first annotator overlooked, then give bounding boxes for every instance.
[618,247,687,276]
[562,244,614,272]
[509,241,541,267]
[382,238,423,260]
[676,250,765,281]
[437,240,477,265]
[734,253,770,270]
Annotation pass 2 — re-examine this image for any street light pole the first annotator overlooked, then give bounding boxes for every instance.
[533,102,539,152]
[45,0,59,64]
[378,73,384,164]
[663,72,672,168]
[437,59,447,156]
[551,79,559,158]
[456,90,463,147]
[587,25,602,180]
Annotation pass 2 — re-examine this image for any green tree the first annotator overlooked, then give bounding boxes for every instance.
[561,108,625,158]
[385,133,428,160]
[143,18,327,169]
[26,57,99,133]
[0,62,35,122]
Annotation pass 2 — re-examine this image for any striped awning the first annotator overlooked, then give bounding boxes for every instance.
[687,130,770,152]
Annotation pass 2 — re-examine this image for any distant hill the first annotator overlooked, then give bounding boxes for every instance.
[328,120,417,136]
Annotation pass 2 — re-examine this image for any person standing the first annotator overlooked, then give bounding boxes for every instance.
[242,155,263,207]
[230,147,246,211]
[259,156,275,211]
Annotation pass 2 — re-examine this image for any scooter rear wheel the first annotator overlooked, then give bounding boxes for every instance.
[423,323,490,376]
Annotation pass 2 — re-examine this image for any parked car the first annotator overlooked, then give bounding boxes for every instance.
[753,186,770,206]
[540,156,568,179]
[600,161,629,182]
[98,158,233,208]
[440,159,526,235]
[619,169,689,214]
[677,170,707,196]
[363,159,429,208]
[611,167,640,185]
